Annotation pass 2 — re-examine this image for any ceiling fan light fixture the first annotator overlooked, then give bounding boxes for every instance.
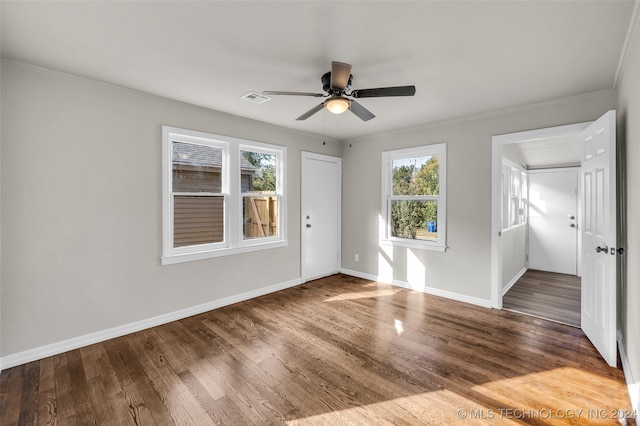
[325,97,350,114]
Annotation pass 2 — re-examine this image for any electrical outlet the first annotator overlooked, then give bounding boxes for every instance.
[355,254,359,262]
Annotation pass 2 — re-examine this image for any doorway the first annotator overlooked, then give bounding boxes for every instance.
[492,111,618,367]
[502,162,582,326]
[491,121,590,308]
[503,167,581,327]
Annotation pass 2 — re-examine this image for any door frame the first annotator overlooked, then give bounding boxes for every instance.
[300,151,342,282]
[491,122,591,309]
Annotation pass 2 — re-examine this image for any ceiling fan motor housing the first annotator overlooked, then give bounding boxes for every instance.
[322,71,352,94]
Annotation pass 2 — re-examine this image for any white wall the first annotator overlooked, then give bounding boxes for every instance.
[0,60,342,359]
[617,10,640,410]
[502,225,527,291]
[341,90,616,303]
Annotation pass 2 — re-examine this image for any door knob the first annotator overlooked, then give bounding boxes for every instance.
[568,215,575,220]
[596,246,609,254]
[570,223,576,228]
[306,224,311,228]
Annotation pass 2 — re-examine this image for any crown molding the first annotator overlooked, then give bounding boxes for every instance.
[614,0,640,89]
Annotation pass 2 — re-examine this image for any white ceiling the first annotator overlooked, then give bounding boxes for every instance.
[504,135,584,170]
[0,1,635,140]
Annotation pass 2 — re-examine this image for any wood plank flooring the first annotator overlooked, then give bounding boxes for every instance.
[1,274,634,425]
[503,270,581,327]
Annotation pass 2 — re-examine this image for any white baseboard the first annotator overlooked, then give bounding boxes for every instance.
[618,333,640,421]
[340,268,492,308]
[502,267,528,296]
[340,268,379,282]
[0,277,302,371]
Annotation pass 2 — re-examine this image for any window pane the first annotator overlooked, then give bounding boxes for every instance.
[391,200,438,241]
[392,155,439,196]
[174,195,223,247]
[241,151,277,194]
[243,196,278,240]
[502,165,511,229]
[172,141,222,193]
[511,169,520,199]
[510,196,518,225]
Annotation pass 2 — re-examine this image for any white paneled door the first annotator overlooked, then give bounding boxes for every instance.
[581,110,617,367]
[528,169,579,275]
[301,152,341,281]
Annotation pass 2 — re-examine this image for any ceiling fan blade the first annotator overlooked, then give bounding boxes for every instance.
[349,100,375,121]
[330,61,352,90]
[263,91,326,97]
[350,85,416,98]
[296,103,325,120]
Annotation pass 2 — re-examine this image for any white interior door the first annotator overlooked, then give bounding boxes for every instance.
[581,110,617,367]
[528,169,579,275]
[301,152,341,281]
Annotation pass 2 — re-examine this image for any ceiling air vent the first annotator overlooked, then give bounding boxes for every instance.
[241,91,271,104]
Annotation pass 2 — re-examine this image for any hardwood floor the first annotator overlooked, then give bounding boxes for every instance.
[1,274,634,425]
[503,270,581,327]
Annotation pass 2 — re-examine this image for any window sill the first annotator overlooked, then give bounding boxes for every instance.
[162,240,288,265]
[380,239,447,252]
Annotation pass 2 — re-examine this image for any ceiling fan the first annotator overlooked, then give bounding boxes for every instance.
[263,61,416,121]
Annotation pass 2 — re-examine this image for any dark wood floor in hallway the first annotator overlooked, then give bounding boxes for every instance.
[503,269,581,327]
[1,274,634,425]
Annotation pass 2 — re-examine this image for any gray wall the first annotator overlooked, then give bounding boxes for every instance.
[0,61,342,357]
[1,41,637,394]
[617,18,640,405]
[341,90,616,302]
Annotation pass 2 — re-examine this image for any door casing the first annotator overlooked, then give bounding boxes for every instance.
[492,122,591,308]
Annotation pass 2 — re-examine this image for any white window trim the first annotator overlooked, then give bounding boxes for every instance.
[161,126,287,265]
[238,142,286,247]
[380,143,447,252]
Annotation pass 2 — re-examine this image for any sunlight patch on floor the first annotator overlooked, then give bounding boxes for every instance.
[324,288,402,302]
[285,367,636,425]
[470,367,635,423]
[286,389,518,425]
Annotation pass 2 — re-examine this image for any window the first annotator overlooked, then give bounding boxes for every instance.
[240,148,280,241]
[162,126,286,264]
[381,143,447,251]
[502,160,527,230]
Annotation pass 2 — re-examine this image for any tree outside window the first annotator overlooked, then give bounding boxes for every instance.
[391,155,439,240]
[382,143,447,252]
